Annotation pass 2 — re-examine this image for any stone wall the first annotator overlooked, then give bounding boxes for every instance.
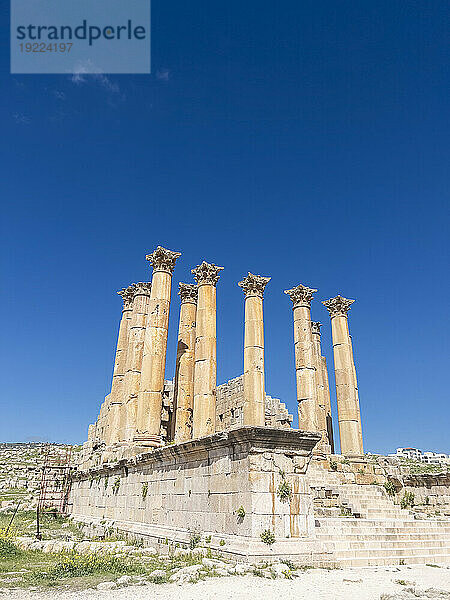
[70,427,328,562]
[216,376,293,432]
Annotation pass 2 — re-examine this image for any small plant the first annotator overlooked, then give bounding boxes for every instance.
[357,468,364,475]
[395,580,407,586]
[383,481,396,497]
[281,559,296,570]
[219,539,225,546]
[189,531,201,549]
[204,535,211,544]
[339,506,352,517]
[277,479,292,503]
[426,564,441,568]
[104,475,109,489]
[260,529,275,545]
[141,482,148,500]
[399,559,405,566]
[329,460,338,471]
[400,491,415,509]
[0,528,21,558]
[236,506,246,519]
[424,496,430,505]
[112,477,121,494]
[341,458,350,465]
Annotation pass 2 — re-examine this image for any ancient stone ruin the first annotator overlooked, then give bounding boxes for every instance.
[70,246,450,566]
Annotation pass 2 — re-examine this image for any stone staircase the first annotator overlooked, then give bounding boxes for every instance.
[307,464,450,566]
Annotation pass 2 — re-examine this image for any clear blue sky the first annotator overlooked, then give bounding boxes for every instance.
[1,1,448,454]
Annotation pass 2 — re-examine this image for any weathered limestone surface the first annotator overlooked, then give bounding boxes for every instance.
[120,282,152,442]
[284,285,319,433]
[70,427,322,561]
[238,273,270,427]
[173,283,198,443]
[322,295,363,456]
[136,247,181,446]
[192,262,223,439]
[311,322,333,454]
[107,285,136,445]
[216,376,293,431]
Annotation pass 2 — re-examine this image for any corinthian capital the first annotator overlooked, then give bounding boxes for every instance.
[322,295,354,318]
[238,272,271,298]
[133,282,152,297]
[117,284,137,309]
[284,284,317,308]
[311,321,322,335]
[191,261,224,286]
[146,246,181,274]
[178,282,198,304]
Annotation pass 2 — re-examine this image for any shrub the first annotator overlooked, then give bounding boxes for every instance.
[142,482,148,500]
[204,535,211,544]
[277,480,292,503]
[424,496,430,505]
[400,491,415,509]
[189,532,201,549]
[329,460,338,471]
[112,477,121,494]
[236,506,245,519]
[260,530,275,545]
[0,528,21,559]
[219,539,225,547]
[383,481,396,497]
[104,476,109,490]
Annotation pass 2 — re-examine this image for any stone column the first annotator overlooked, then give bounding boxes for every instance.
[106,284,136,445]
[311,322,334,453]
[238,273,270,427]
[191,261,224,439]
[173,283,198,443]
[322,295,363,456]
[135,246,181,446]
[120,282,152,442]
[284,284,319,433]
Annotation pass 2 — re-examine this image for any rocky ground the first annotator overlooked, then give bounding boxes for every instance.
[2,564,450,600]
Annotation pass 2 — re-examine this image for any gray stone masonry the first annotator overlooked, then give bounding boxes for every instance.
[216,376,293,432]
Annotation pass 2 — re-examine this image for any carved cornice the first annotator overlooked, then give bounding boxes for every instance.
[117,284,137,309]
[284,284,317,308]
[322,295,355,318]
[191,261,224,286]
[238,272,271,299]
[145,246,181,275]
[133,282,152,297]
[311,321,322,335]
[178,282,198,304]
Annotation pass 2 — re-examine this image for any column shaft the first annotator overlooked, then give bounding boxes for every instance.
[173,284,197,443]
[311,323,332,453]
[239,273,270,426]
[135,246,180,445]
[323,296,363,455]
[107,285,135,445]
[120,285,151,441]
[192,261,223,438]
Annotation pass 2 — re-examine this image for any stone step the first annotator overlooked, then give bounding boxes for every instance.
[316,525,450,535]
[316,533,450,542]
[336,554,450,567]
[329,546,450,559]
[320,539,450,550]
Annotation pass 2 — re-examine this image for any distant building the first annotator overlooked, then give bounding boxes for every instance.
[396,447,422,460]
[422,451,449,464]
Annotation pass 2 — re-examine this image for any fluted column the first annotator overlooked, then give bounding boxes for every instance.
[120,282,152,442]
[192,261,224,438]
[322,295,363,456]
[135,246,181,446]
[311,322,333,453]
[106,285,136,444]
[238,273,270,426]
[173,283,198,443]
[284,284,319,432]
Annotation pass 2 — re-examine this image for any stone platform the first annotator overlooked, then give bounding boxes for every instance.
[70,427,337,563]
